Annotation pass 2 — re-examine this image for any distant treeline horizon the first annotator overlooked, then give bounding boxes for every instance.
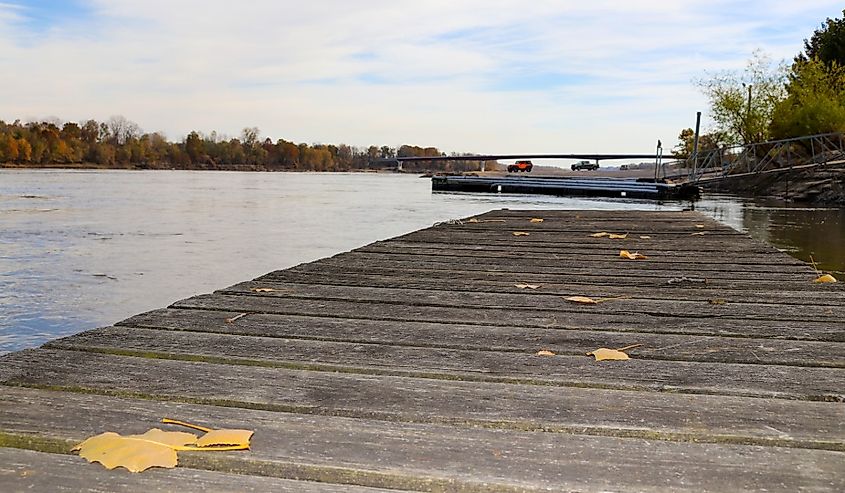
[0,117,489,172]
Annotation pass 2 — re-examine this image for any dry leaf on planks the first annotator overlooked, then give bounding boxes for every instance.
[73,418,253,473]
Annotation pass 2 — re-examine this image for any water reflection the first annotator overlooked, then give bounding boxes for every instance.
[693,195,844,274]
[1,170,843,354]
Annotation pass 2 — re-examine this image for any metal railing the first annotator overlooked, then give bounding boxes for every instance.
[685,132,845,184]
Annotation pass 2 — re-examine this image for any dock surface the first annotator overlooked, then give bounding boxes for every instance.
[1,209,844,492]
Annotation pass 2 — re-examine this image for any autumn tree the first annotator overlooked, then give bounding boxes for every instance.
[697,51,787,144]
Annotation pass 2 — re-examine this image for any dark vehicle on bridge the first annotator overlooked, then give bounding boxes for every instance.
[507,160,533,173]
[571,160,599,171]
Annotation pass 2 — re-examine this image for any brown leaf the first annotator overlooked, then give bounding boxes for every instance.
[529,218,544,223]
[708,298,727,305]
[608,233,628,239]
[536,349,556,356]
[565,295,599,304]
[619,250,647,260]
[512,231,530,236]
[813,274,838,283]
[586,348,630,361]
[590,232,610,237]
[515,283,541,289]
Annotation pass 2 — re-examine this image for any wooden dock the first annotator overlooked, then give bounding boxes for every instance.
[1,209,843,492]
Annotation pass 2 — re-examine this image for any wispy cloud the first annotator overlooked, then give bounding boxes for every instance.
[0,1,842,153]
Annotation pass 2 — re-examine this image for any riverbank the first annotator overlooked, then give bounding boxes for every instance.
[704,163,845,204]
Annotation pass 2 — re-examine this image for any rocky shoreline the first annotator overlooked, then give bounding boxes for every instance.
[703,164,845,204]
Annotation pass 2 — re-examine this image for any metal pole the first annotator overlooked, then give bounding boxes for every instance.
[692,112,701,180]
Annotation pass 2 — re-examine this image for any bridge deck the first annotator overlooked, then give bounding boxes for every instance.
[1,210,844,492]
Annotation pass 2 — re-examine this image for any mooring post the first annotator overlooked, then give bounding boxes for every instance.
[692,112,701,180]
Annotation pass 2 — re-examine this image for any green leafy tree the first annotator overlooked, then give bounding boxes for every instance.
[770,58,845,138]
[798,9,845,67]
[697,50,787,144]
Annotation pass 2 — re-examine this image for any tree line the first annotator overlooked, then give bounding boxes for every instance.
[672,9,845,155]
[0,116,486,172]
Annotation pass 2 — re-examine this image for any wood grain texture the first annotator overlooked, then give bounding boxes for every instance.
[1,209,843,491]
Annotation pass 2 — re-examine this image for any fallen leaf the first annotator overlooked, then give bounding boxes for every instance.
[708,298,727,305]
[690,232,706,236]
[619,250,647,260]
[225,313,247,323]
[565,295,631,304]
[73,429,197,473]
[813,274,838,283]
[512,231,530,236]
[250,287,276,293]
[515,283,541,289]
[74,419,255,473]
[565,295,599,304]
[608,233,628,239]
[196,429,254,448]
[590,232,610,237]
[467,218,480,223]
[695,224,706,228]
[586,348,630,361]
[639,235,652,239]
[536,349,556,356]
[529,218,544,223]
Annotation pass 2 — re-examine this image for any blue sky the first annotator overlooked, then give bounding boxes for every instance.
[1,1,843,155]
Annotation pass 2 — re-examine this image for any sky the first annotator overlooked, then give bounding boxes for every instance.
[1,1,843,156]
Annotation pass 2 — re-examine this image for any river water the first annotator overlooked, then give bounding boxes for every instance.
[1,170,843,354]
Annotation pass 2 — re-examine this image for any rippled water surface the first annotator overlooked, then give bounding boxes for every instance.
[1,170,842,353]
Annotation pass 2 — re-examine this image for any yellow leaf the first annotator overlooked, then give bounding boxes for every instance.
[529,218,544,223]
[536,349,556,356]
[73,429,197,473]
[813,274,838,283]
[512,231,530,236]
[590,232,610,237]
[695,224,706,228]
[708,298,727,305]
[639,235,651,239]
[515,283,541,289]
[565,295,599,304]
[608,233,628,239]
[586,348,630,361]
[690,232,706,236]
[619,250,647,260]
[195,429,254,448]
[250,287,276,293]
[467,218,479,223]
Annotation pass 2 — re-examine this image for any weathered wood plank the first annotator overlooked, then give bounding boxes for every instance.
[395,231,777,251]
[0,448,397,493]
[117,309,845,366]
[256,264,845,296]
[171,294,845,341]
[218,281,840,323]
[357,241,810,266]
[329,250,811,274]
[3,387,843,493]
[2,349,844,435]
[310,252,815,281]
[252,271,845,306]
